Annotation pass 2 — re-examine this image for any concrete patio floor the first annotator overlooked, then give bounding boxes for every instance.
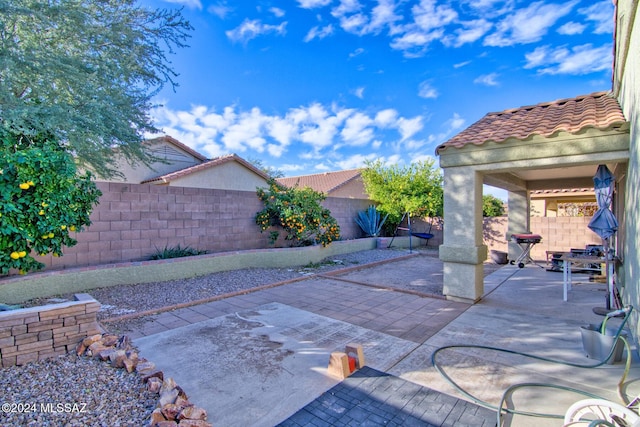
[124,254,640,426]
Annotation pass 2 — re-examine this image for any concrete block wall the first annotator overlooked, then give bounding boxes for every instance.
[35,182,373,271]
[0,294,102,367]
[484,216,604,260]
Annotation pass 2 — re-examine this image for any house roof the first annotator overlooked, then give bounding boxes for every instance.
[277,169,363,194]
[145,135,208,162]
[141,153,270,184]
[436,91,627,154]
[530,188,595,197]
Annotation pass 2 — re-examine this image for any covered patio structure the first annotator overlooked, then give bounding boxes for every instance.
[436,91,630,304]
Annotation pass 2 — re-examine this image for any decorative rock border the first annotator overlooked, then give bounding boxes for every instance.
[76,333,212,427]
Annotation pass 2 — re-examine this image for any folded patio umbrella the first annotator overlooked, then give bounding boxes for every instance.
[588,165,619,311]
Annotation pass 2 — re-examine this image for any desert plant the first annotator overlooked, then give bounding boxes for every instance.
[150,244,207,260]
[355,205,388,237]
[256,179,340,247]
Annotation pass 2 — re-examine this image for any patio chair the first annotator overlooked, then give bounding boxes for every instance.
[563,398,640,426]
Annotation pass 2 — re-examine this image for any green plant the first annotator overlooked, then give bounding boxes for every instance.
[0,0,191,178]
[355,205,388,237]
[361,159,443,232]
[150,244,207,260]
[255,179,340,247]
[0,131,102,275]
[482,195,505,217]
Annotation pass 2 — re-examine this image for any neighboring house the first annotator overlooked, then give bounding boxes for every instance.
[112,135,208,184]
[530,188,596,217]
[434,0,638,353]
[106,135,270,192]
[277,169,369,199]
[141,153,270,191]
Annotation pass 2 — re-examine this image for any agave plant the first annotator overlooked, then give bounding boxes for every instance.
[355,205,388,237]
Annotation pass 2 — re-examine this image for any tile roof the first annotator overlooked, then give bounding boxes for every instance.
[141,153,270,184]
[436,91,627,154]
[530,188,595,196]
[277,169,363,194]
[145,135,208,162]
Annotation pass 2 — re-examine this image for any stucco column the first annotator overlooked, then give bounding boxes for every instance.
[507,190,531,261]
[439,167,487,303]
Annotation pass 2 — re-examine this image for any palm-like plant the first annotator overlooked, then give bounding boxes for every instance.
[356,205,388,237]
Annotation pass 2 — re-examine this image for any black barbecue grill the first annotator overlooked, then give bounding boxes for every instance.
[510,233,542,268]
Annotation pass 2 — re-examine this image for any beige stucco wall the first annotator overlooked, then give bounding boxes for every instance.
[168,161,268,191]
[329,176,369,199]
[615,0,639,345]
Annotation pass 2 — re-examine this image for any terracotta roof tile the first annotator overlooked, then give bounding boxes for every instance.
[436,92,627,154]
[530,188,594,196]
[141,153,270,184]
[277,169,363,194]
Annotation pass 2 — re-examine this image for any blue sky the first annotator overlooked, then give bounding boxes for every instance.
[144,0,614,195]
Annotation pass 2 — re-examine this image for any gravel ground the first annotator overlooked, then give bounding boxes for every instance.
[22,248,416,320]
[5,248,503,426]
[0,352,157,426]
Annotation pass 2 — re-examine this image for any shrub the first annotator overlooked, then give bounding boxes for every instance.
[255,179,340,247]
[483,195,505,217]
[355,205,388,237]
[0,131,102,275]
[150,244,207,260]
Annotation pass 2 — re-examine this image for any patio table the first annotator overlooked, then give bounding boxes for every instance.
[560,254,606,301]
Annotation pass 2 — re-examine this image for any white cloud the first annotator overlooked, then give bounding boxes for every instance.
[280,163,305,173]
[389,29,443,57]
[418,81,438,99]
[397,116,423,140]
[152,103,427,163]
[352,87,365,99]
[208,3,232,18]
[578,1,614,34]
[454,60,471,68]
[162,0,202,9]
[335,153,378,169]
[461,0,515,17]
[349,47,365,58]
[484,1,578,47]
[474,72,499,86]
[331,0,362,17]
[297,0,332,8]
[557,21,586,35]
[448,19,492,47]
[366,0,403,34]
[270,7,286,17]
[341,112,374,146]
[412,0,457,32]
[524,43,612,75]
[304,24,334,42]
[445,113,465,131]
[226,19,287,44]
[374,109,398,127]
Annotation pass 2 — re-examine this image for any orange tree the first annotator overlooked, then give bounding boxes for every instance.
[255,179,340,247]
[0,131,102,275]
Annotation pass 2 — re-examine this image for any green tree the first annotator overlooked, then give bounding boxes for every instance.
[0,0,192,178]
[482,194,505,217]
[0,131,102,275]
[360,159,443,230]
[256,180,340,247]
